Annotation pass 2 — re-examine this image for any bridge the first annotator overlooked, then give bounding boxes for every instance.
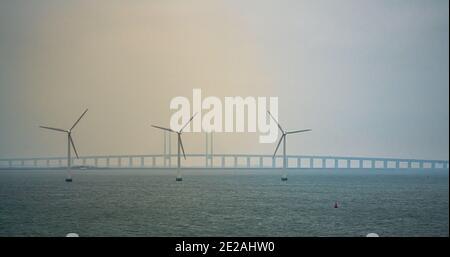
[0,132,448,170]
[0,154,448,170]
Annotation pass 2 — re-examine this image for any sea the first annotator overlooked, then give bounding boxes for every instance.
[0,168,448,237]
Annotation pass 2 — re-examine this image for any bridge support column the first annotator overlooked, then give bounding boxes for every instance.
[297,158,301,168]
[359,160,363,169]
[34,160,37,167]
[407,161,412,168]
[247,157,250,168]
[272,158,276,168]
[8,160,12,168]
[383,160,387,169]
[106,158,110,167]
[396,161,400,169]
[419,162,424,169]
[322,158,326,168]
[210,133,214,168]
[222,156,225,168]
[310,158,313,168]
[141,157,144,167]
[118,157,122,168]
[163,131,172,168]
[259,157,263,168]
[83,158,86,166]
[95,158,98,167]
[168,132,172,168]
[432,162,436,169]
[335,159,338,168]
[205,133,209,168]
[234,156,238,168]
[58,159,62,166]
[371,160,375,168]
[164,131,167,167]
[152,157,156,167]
[347,159,351,169]
[129,157,133,168]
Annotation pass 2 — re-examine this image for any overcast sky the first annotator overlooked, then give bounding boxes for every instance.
[0,0,448,160]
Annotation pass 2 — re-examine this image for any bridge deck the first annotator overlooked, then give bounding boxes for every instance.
[0,154,448,169]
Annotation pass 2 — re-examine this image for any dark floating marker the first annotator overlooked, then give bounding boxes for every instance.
[176,177,183,182]
[65,178,73,183]
[334,201,339,208]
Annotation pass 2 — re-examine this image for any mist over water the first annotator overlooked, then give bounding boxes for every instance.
[0,169,447,237]
[0,0,448,240]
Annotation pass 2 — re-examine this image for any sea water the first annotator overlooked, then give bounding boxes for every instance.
[0,169,448,237]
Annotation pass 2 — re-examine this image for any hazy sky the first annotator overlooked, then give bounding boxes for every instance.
[0,0,448,160]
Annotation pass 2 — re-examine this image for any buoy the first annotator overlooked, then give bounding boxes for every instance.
[65,178,73,182]
[366,233,379,237]
[334,201,339,208]
[176,177,183,182]
[66,233,79,237]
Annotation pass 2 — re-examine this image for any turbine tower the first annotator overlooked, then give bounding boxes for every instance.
[152,113,197,182]
[268,111,311,181]
[40,109,88,182]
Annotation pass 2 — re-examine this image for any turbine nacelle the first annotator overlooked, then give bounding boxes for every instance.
[151,113,197,161]
[267,111,311,159]
[39,108,88,160]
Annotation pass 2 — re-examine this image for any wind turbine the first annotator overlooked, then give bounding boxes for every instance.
[268,111,311,181]
[152,113,197,182]
[40,109,88,182]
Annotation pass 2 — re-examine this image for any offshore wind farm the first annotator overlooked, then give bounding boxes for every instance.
[0,0,448,238]
[0,106,447,237]
[1,129,448,172]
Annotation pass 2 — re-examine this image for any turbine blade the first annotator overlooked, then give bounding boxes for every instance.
[69,135,79,159]
[40,126,67,133]
[286,129,312,135]
[71,108,88,131]
[180,112,198,133]
[272,135,284,159]
[151,125,175,133]
[179,135,186,160]
[267,111,284,133]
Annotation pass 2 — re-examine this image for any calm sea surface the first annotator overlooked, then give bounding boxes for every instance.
[0,169,448,237]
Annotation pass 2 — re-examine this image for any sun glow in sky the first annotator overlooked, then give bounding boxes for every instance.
[0,0,448,160]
